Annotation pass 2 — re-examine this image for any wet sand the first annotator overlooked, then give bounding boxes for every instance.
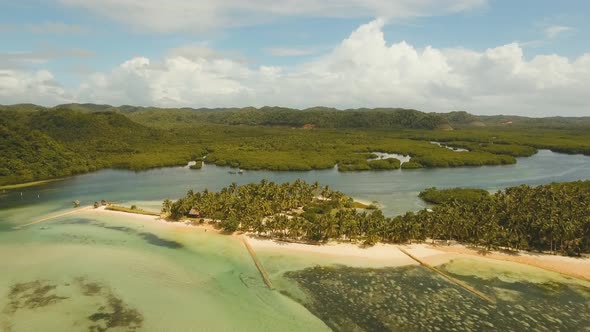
[423,243,590,281]
[247,237,590,280]
[92,208,590,280]
[86,207,222,233]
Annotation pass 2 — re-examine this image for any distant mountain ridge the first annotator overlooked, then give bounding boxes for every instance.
[50,104,450,130]
[4,103,587,130]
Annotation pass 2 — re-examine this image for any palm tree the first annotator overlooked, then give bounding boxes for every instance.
[162,199,173,214]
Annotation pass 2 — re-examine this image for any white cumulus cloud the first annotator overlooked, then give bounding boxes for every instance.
[0,69,72,105]
[3,19,590,116]
[266,47,316,57]
[78,55,253,107]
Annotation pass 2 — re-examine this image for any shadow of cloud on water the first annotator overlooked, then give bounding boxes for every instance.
[60,218,184,249]
[138,232,183,249]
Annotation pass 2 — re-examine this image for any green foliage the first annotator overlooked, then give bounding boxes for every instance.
[0,116,91,184]
[439,141,538,157]
[123,106,450,130]
[338,161,371,172]
[419,187,490,205]
[401,128,590,156]
[220,217,239,232]
[21,103,590,131]
[443,111,482,125]
[107,205,160,216]
[166,180,590,255]
[0,108,204,185]
[367,158,401,170]
[400,161,423,169]
[410,181,590,255]
[2,104,590,185]
[479,114,590,130]
[189,161,203,169]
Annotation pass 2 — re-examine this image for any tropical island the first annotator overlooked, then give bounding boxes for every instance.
[159,179,590,257]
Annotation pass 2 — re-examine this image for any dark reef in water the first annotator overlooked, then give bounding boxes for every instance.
[2,277,143,332]
[4,280,69,315]
[284,265,590,332]
[87,294,143,332]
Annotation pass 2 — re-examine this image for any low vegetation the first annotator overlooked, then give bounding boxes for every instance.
[419,187,490,205]
[105,205,160,216]
[189,161,203,169]
[400,161,423,169]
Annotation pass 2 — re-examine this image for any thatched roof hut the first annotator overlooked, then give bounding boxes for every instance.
[188,208,201,217]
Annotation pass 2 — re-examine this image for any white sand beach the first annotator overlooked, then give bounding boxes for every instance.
[81,206,224,233]
[246,237,590,281]
[425,243,590,281]
[88,207,590,281]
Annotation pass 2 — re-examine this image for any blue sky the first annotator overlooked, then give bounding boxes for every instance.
[1,0,589,116]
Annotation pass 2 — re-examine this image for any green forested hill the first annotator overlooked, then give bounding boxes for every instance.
[479,114,590,129]
[0,109,204,185]
[48,103,590,130]
[123,106,450,130]
[0,119,89,184]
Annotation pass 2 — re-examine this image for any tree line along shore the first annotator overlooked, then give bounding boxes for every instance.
[2,104,590,186]
[163,179,590,257]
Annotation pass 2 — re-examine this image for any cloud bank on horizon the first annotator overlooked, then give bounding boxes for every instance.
[1,0,589,117]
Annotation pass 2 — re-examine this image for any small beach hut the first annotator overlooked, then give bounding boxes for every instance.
[188,208,201,218]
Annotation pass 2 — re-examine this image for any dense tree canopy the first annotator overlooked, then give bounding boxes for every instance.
[419,187,491,205]
[0,109,203,185]
[167,180,590,256]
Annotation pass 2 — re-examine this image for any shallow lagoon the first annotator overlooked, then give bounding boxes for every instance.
[0,212,329,331]
[1,150,589,331]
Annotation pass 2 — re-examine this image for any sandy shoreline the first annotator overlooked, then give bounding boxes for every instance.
[0,178,66,190]
[247,238,590,281]
[83,207,223,233]
[87,208,590,280]
[246,236,421,267]
[427,243,590,281]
